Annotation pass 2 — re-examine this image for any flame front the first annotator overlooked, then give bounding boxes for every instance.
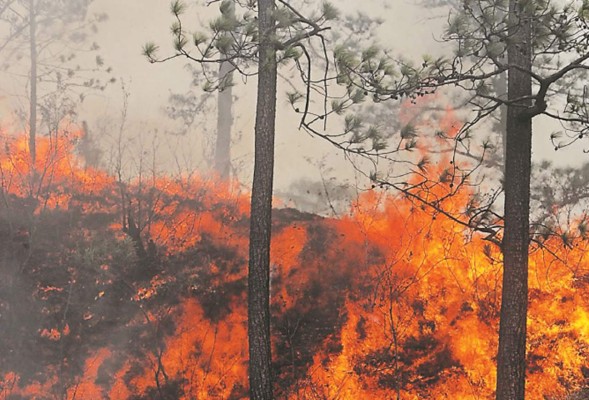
[0,130,588,399]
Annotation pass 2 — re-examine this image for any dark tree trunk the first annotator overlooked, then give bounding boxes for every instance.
[496,1,532,399]
[248,0,276,399]
[29,0,37,165]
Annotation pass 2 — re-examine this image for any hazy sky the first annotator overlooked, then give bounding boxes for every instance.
[0,0,585,203]
[83,0,447,191]
[89,0,443,119]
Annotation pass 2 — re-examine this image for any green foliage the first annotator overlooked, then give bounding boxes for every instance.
[174,35,188,51]
[322,1,339,21]
[280,46,301,61]
[349,130,366,144]
[404,138,418,151]
[287,91,304,106]
[170,0,186,16]
[143,42,159,61]
[417,156,430,172]
[146,0,345,97]
[274,7,297,29]
[350,89,366,104]
[215,34,234,53]
[210,15,240,33]
[220,0,234,16]
[400,124,417,140]
[372,138,387,152]
[170,21,182,36]
[344,114,363,133]
[243,19,258,39]
[331,99,345,114]
[446,12,468,36]
[361,44,379,62]
[193,32,208,46]
[334,45,358,70]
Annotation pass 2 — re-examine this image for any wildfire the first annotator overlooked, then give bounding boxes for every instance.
[0,128,588,400]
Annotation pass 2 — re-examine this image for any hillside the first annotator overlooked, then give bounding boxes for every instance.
[0,133,588,399]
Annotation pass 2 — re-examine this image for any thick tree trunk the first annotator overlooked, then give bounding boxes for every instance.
[29,0,37,165]
[248,0,276,398]
[496,1,533,399]
[215,60,233,180]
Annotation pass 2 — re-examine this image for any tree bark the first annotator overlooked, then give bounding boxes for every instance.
[248,0,276,398]
[496,1,532,399]
[28,0,37,165]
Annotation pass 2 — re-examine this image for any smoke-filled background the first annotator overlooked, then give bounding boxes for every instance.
[0,0,576,201]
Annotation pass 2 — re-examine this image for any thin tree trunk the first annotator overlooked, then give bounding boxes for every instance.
[215,60,233,179]
[214,1,235,180]
[248,0,276,398]
[495,71,508,170]
[496,1,532,399]
[28,0,37,165]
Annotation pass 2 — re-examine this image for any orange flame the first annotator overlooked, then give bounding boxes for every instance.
[1,123,588,400]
